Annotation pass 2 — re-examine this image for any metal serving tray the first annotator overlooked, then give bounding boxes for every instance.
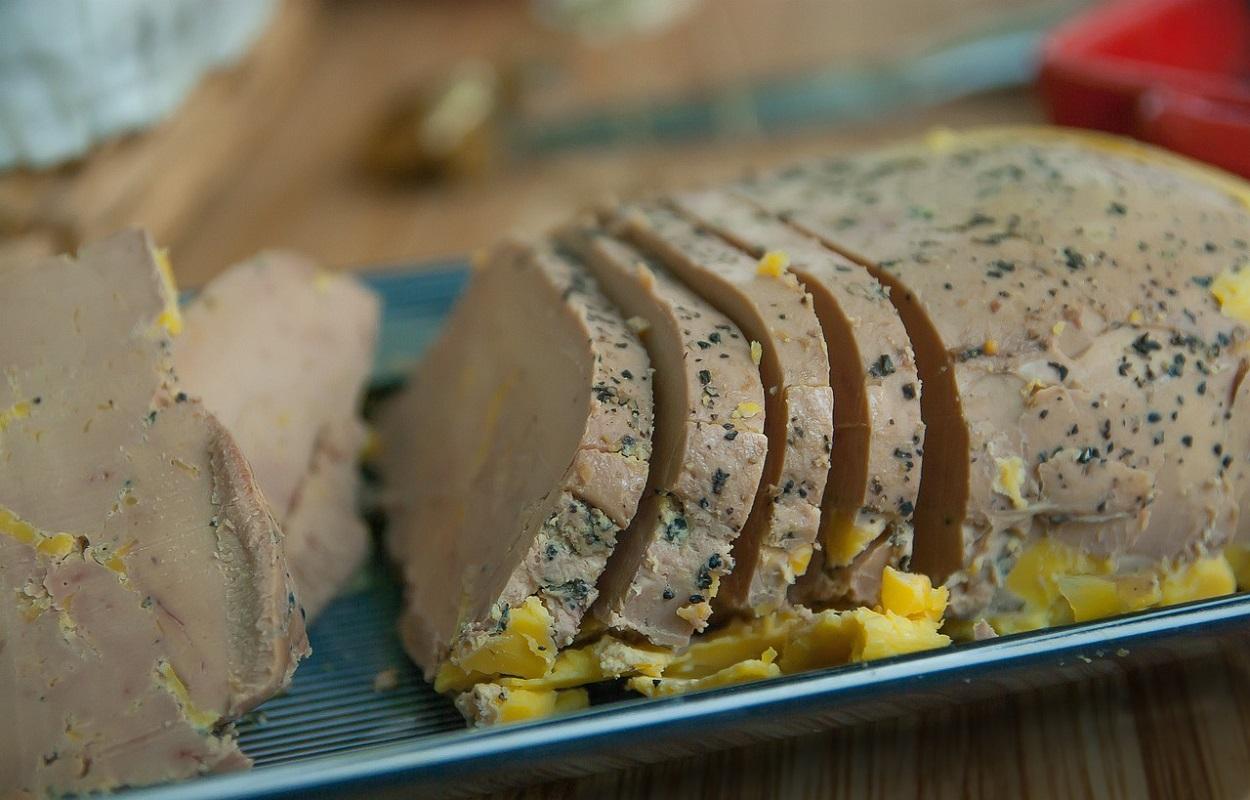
[116,264,1250,800]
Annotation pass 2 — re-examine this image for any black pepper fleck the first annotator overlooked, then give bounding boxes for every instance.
[1132,333,1162,356]
[869,354,896,378]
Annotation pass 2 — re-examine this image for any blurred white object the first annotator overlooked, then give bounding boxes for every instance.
[0,0,276,170]
[533,0,701,41]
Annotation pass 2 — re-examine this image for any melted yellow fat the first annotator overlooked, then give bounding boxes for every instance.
[498,635,673,691]
[153,249,183,336]
[435,596,557,692]
[156,661,219,730]
[1006,537,1110,612]
[732,401,762,420]
[0,401,31,433]
[456,567,951,724]
[826,516,886,568]
[756,250,790,278]
[845,608,949,662]
[1159,555,1235,606]
[992,456,1028,510]
[1226,545,1250,590]
[879,566,948,622]
[989,538,1238,634]
[641,600,950,696]
[0,504,81,562]
[0,504,40,545]
[1055,574,1161,623]
[676,600,713,631]
[96,539,137,576]
[774,613,854,672]
[630,650,781,698]
[663,612,795,679]
[482,686,589,725]
[662,573,950,682]
[783,545,814,583]
[626,315,651,335]
[1211,267,1250,324]
[36,533,78,559]
[461,636,664,724]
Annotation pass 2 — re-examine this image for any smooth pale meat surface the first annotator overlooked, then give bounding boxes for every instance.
[381,243,653,677]
[673,190,924,606]
[0,231,308,796]
[563,225,768,647]
[744,129,1250,615]
[612,203,834,615]
[282,417,371,618]
[177,254,380,619]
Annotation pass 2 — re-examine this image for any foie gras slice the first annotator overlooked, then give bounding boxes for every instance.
[744,128,1250,619]
[381,242,653,681]
[0,231,308,796]
[281,417,371,619]
[609,202,833,615]
[176,254,380,620]
[673,189,924,607]
[559,223,768,647]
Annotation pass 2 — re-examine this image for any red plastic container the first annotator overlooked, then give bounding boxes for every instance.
[1040,0,1250,177]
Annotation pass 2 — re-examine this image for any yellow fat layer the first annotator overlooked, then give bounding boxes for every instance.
[992,456,1028,511]
[435,596,557,693]
[153,249,183,336]
[0,401,31,433]
[446,566,952,724]
[756,250,790,278]
[989,538,1238,634]
[156,661,219,730]
[479,686,590,725]
[1211,267,1250,324]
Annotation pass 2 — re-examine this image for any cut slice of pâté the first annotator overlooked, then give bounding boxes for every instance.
[381,241,654,687]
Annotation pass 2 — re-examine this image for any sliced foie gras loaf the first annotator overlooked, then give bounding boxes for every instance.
[744,128,1250,628]
[380,242,653,687]
[176,254,380,619]
[607,202,834,615]
[558,222,769,647]
[0,232,308,796]
[673,189,924,607]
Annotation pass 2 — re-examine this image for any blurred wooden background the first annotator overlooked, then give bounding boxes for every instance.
[0,0,1063,286]
[11,2,1250,798]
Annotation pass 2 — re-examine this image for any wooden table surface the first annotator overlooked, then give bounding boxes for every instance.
[0,0,1076,286]
[5,2,1250,798]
